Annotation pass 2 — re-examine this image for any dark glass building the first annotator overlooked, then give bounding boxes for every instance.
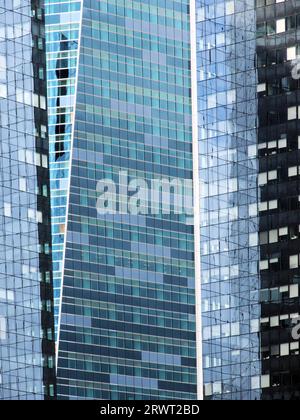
[257,0,300,400]
[46,0,199,400]
[198,0,300,400]
[0,0,56,400]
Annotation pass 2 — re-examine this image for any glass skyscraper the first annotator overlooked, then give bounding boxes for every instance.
[46,0,199,400]
[198,0,300,400]
[0,0,56,400]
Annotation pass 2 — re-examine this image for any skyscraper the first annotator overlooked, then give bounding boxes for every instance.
[198,0,300,400]
[46,0,200,400]
[0,0,55,400]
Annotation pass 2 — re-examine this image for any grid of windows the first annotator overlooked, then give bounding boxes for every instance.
[45,0,83,338]
[47,0,198,399]
[0,0,55,400]
[197,0,262,399]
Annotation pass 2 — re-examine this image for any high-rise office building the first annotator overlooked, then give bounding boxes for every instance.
[46,0,200,400]
[0,0,56,400]
[198,0,300,400]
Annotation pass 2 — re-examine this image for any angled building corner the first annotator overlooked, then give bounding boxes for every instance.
[0,0,56,400]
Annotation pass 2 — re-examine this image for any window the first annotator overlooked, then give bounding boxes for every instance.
[41,125,47,138]
[0,55,6,71]
[258,142,267,150]
[33,94,39,107]
[259,170,277,185]
[248,145,257,157]
[227,89,236,104]
[257,83,266,93]
[279,227,288,236]
[270,316,279,327]
[197,7,205,22]
[251,376,260,390]
[19,178,26,192]
[270,170,277,180]
[37,211,43,224]
[212,382,222,394]
[290,285,299,298]
[258,173,267,185]
[261,375,270,389]
[216,33,225,46]
[269,230,278,243]
[267,21,276,35]
[228,178,238,192]
[251,319,259,333]
[207,93,216,109]
[42,155,48,168]
[0,317,6,340]
[288,166,298,177]
[287,46,296,61]
[260,260,269,271]
[290,255,299,269]
[291,342,299,354]
[16,89,32,106]
[260,202,268,212]
[0,84,7,98]
[40,96,46,110]
[280,344,289,356]
[229,206,238,221]
[260,232,268,245]
[278,138,287,149]
[288,106,297,120]
[26,150,34,165]
[231,323,240,336]
[249,233,258,247]
[4,203,11,217]
[262,200,275,211]
[249,203,258,217]
[276,19,286,34]
[204,384,213,397]
[28,209,36,221]
[268,141,277,149]
[225,1,235,15]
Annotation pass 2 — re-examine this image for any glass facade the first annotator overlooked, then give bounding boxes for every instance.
[0,0,55,400]
[257,0,300,400]
[46,0,198,400]
[45,0,83,340]
[198,0,300,400]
